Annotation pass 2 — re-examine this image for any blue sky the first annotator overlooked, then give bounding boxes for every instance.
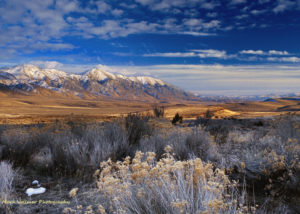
[1,0,300,95]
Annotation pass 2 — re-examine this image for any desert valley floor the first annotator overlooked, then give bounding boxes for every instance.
[1,92,300,124]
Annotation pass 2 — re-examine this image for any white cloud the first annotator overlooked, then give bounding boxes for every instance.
[259,0,270,3]
[144,49,227,58]
[268,50,289,55]
[207,12,217,18]
[235,14,249,19]
[180,32,217,36]
[201,2,219,10]
[240,50,290,55]
[111,9,124,16]
[184,18,202,26]
[240,50,265,55]
[250,9,267,15]
[135,0,219,11]
[30,61,64,69]
[202,20,220,29]
[192,49,227,58]
[182,19,221,31]
[95,1,111,14]
[144,49,297,63]
[135,0,155,6]
[273,0,295,13]
[67,16,220,39]
[119,3,138,9]
[267,57,300,62]
[0,0,79,53]
[144,52,197,57]
[67,19,158,39]
[230,0,247,5]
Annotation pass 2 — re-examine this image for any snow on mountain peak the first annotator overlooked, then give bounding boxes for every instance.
[42,68,67,80]
[80,65,165,86]
[85,68,117,81]
[3,64,67,81]
[129,76,165,86]
[1,64,166,87]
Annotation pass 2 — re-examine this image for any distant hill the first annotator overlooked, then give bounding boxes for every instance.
[197,94,300,102]
[0,64,199,102]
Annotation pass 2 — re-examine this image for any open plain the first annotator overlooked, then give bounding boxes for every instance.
[1,92,300,124]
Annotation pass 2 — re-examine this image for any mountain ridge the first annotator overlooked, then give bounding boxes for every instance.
[0,64,198,102]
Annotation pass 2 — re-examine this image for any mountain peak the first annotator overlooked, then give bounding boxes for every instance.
[2,64,67,81]
[83,66,165,86]
[85,68,117,81]
[4,64,43,80]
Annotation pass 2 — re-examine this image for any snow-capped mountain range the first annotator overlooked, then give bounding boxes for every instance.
[0,64,197,102]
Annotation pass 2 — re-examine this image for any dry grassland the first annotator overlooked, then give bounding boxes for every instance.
[0,93,300,124]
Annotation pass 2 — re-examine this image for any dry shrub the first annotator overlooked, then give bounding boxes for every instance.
[152,105,165,118]
[204,109,214,119]
[125,113,152,146]
[94,148,255,214]
[140,127,218,162]
[0,126,52,167]
[270,113,300,142]
[0,122,129,179]
[172,113,183,125]
[50,122,128,178]
[0,161,17,199]
[205,119,235,145]
[219,115,300,200]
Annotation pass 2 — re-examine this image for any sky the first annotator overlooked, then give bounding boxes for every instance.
[0,0,300,95]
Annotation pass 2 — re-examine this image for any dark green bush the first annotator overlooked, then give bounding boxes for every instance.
[172,113,183,125]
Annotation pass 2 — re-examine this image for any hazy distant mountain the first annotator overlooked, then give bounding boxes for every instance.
[0,64,198,102]
[197,93,300,102]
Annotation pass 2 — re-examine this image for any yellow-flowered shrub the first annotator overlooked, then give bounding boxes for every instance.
[95,146,256,214]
